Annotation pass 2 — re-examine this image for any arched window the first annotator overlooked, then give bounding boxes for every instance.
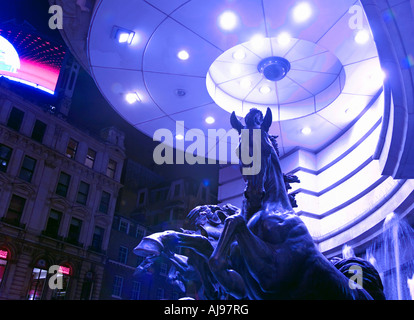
[0,248,10,288]
[27,259,48,300]
[51,264,72,300]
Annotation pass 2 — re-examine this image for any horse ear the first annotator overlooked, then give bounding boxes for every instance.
[261,107,272,132]
[230,111,243,134]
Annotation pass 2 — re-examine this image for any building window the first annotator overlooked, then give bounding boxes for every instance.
[130,281,141,300]
[91,226,104,251]
[65,138,78,159]
[0,249,9,288]
[99,191,110,214]
[80,272,94,300]
[43,209,62,238]
[67,218,82,245]
[19,155,36,182]
[118,246,128,264]
[136,226,146,239]
[118,219,130,234]
[106,159,117,179]
[76,181,90,205]
[27,261,48,300]
[31,120,47,143]
[7,107,24,131]
[112,275,124,298]
[56,172,71,197]
[137,191,146,205]
[0,144,12,173]
[4,194,26,226]
[84,148,96,169]
[156,288,164,300]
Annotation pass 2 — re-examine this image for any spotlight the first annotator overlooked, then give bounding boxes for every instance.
[276,32,292,46]
[177,50,190,60]
[301,127,312,135]
[176,134,184,140]
[251,34,265,50]
[218,11,239,31]
[205,116,215,124]
[125,92,141,104]
[260,85,271,94]
[293,2,313,23]
[113,26,135,44]
[354,29,370,44]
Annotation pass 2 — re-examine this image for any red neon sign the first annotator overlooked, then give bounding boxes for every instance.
[58,266,71,275]
[0,250,8,259]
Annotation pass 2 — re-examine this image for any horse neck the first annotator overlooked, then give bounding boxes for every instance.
[263,155,293,212]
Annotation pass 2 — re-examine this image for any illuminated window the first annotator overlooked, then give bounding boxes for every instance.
[118,246,128,264]
[56,172,71,197]
[19,155,36,182]
[67,218,82,245]
[130,281,141,300]
[0,249,9,288]
[7,107,24,131]
[65,138,78,159]
[112,275,124,298]
[31,120,47,143]
[51,265,72,300]
[5,194,26,226]
[84,148,96,169]
[0,144,12,173]
[99,191,110,214]
[44,209,62,238]
[27,260,48,300]
[76,181,89,205]
[106,159,117,179]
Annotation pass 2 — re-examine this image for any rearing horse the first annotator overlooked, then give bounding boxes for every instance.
[208,108,375,300]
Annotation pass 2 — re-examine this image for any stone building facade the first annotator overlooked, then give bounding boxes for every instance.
[0,84,125,299]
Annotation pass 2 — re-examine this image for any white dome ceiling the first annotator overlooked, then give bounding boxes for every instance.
[87,0,383,161]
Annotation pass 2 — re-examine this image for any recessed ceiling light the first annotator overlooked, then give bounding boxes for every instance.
[354,29,370,44]
[251,34,265,50]
[205,116,215,124]
[293,2,313,23]
[233,49,246,61]
[231,64,242,76]
[276,32,292,46]
[176,134,184,140]
[240,78,252,89]
[301,127,312,135]
[113,26,135,44]
[125,92,141,104]
[260,85,271,94]
[218,11,239,31]
[177,50,190,60]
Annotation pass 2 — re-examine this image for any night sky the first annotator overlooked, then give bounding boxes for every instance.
[0,0,219,194]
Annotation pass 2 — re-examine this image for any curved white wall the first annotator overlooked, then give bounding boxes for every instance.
[218,90,414,257]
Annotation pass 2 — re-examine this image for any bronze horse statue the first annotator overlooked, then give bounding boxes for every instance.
[207,108,380,299]
[134,108,384,300]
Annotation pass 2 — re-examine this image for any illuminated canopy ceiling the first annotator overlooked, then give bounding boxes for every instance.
[87,0,383,161]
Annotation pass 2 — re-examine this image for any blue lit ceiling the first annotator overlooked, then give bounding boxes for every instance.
[87,0,383,161]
